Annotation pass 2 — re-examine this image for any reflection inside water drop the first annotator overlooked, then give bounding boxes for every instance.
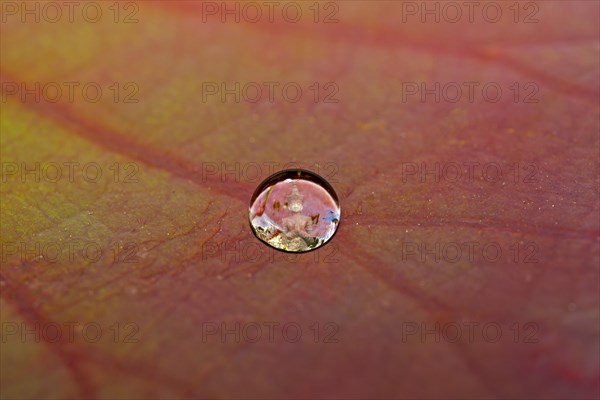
[249,169,340,252]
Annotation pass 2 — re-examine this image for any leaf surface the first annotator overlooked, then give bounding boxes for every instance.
[1,1,599,398]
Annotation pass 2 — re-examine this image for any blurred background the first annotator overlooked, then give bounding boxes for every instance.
[1,1,599,399]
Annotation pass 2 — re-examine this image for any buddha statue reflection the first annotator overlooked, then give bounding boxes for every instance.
[281,184,313,251]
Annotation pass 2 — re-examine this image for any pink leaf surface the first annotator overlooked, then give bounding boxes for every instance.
[1,1,599,399]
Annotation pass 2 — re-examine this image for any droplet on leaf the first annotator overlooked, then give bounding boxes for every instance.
[249,169,340,253]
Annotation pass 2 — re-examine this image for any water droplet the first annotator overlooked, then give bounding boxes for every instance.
[249,169,340,253]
